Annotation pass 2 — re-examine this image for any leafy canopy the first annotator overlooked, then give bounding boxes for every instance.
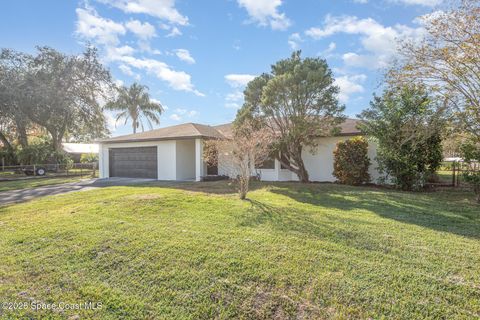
[360,85,444,190]
[105,83,163,134]
[235,51,345,182]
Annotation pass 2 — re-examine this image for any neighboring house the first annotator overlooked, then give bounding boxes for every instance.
[98,119,380,182]
[62,143,99,163]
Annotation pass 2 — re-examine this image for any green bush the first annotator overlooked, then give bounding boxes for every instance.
[16,137,71,165]
[460,142,480,203]
[80,153,98,163]
[360,85,445,191]
[333,137,371,185]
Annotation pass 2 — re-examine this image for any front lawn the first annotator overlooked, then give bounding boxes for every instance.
[0,182,479,319]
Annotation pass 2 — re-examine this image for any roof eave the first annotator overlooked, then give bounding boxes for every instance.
[97,135,222,144]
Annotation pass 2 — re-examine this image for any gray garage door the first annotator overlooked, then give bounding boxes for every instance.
[109,147,157,179]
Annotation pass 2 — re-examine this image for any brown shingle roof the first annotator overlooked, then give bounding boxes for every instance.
[213,118,363,139]
[98,123,225,143]
[99,119,363,143]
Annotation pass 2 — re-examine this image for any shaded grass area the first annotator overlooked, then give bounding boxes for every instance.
[0,181,479,319]
[0,176,92,192]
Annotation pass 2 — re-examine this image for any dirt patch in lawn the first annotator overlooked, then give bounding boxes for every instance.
[125,194,163,201]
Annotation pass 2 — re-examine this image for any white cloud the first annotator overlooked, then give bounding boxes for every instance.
[224,74,254,109]
[117,55,204,96]
[353,0,368,3]
[98,0,188,25]
[125,20,156,39]
[105,45,135,61]
[319,42,336,58]
[170,114,182,121]
[288,33,302,50]
[75,7,126,45]
[225,74,256,88]
[335,74,367,103]
[226,91,244,102]
[118,64,134,76]
[160,24,182,37]
[305,15,425,69]
[174,49,195,64]
[390,0,442,6]
[118,64,141,80]
[341,52,377,68]
[326,42,336,52]
[237,0,291,30]
[150,98,164,107]
[170,108,198,121]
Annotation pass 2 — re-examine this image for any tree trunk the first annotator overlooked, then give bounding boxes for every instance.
[289,145,310,183]
[15,121,28,148]
[296,158,310,183]
[276,152,310,183]
[0,131,13,151]
[49,128,64,152]
[239,176,249,200]
[132,117,138,134]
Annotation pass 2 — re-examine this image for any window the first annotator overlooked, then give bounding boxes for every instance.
[257,157,275,169]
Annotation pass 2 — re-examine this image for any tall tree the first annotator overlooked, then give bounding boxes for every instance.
[0,49,32,148]
[235,51,345,183]
[20,46,112,150]
[105,83,163,134]
[390,0,480,142]
[360,85,445,190]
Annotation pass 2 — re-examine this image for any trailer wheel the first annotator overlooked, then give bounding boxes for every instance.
[36,167,46,176]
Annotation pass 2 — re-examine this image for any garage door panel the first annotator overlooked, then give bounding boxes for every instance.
[109,147,157,179]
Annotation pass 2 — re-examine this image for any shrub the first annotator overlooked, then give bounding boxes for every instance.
[460,142,480,203]
[16,137,71,165]
[359,85,445,190]
[80,153,98,163]
[333,137,371,185]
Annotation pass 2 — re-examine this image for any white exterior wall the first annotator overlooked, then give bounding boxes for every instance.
[302,136,349,182]
[176,139,196,180]
[99,136,380,183]
[217,136,380,183]
[366,138,381,183]
[99,140,177,180]
[157,141,177,180]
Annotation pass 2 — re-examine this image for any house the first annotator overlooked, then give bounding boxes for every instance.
[97,119,380,182]
[62,143,99,162]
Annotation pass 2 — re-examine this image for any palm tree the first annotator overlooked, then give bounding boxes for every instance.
[105,83,163,134]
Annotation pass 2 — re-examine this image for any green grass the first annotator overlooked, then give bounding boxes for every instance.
[0,181,479,319]
[0,175,93,192]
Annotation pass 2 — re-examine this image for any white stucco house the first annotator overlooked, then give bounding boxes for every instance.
[98,119,380,182]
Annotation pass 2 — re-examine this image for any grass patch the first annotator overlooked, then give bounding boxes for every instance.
[0,176,93,192]
[0,181,479,319]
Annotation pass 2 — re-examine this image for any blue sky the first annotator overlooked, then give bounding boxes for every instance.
[0,0,440,136]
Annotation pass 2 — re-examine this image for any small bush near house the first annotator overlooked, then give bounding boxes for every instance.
[80,153,98,163]
[333,137,370,185]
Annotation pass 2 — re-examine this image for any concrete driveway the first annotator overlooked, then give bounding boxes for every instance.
[0,177,156,206]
